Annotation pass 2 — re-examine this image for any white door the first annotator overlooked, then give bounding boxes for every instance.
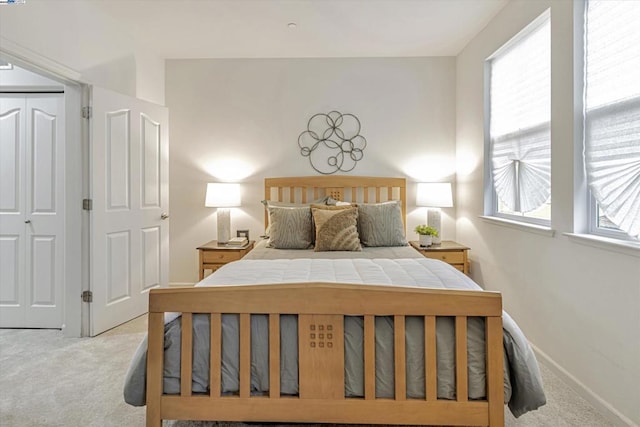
[0,94,65,328]
[90,86,169,336]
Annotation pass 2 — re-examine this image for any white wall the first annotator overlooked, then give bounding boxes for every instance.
[166,57,457,284]
[456,1,640,425]
[0,0,165,104]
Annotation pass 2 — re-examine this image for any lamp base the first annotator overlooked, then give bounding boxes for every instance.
[427,208,442,245]
[217,208,231,244]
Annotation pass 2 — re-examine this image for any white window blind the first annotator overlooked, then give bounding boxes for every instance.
[585,1,640,239]
[489,16,551,215]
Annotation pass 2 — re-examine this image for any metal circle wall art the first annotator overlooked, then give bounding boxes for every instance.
[297,111,367,175]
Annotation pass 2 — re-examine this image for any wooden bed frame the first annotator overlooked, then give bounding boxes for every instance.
[145,176,505,427]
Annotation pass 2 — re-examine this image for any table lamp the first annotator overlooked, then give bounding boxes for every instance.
[416,182,453,245]
[205,183,241,244]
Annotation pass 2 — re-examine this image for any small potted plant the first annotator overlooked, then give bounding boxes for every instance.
[414,225,438,247]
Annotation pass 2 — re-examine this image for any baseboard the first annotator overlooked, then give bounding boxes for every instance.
[168,282,196,287]
[531,343,638,427]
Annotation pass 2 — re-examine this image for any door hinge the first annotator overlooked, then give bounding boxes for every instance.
[82,106,92,119]
[82,291,93,303]
[82,199,92,211]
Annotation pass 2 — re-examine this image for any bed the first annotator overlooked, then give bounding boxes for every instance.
[124,176,545,427]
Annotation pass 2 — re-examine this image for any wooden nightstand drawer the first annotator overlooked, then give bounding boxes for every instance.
[197,240,255,280]
[421,251,465,264]
[409,240,471,276]
[201,251,241,264]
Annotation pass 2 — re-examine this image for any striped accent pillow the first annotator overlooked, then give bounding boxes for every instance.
[358,201,407,247]
[262,197,330,239]
[266,206,313,249]
[311,206,361,252]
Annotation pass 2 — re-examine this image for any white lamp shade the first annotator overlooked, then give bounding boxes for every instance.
[205,183,241,207]
[416,183,453,208]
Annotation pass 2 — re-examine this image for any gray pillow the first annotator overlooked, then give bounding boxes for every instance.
[357,201,407,247]
[266,206,313,249]
[262,197,329,237]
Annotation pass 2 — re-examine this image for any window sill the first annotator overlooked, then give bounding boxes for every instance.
[564,233,640,258]
[480,216,555,237]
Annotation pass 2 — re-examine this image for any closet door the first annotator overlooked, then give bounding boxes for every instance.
[0,96,27,326]
[0,94,65,328]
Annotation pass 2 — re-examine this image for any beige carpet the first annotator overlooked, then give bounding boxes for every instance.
[0,315,614,427]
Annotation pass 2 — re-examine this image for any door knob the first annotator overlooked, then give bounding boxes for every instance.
[25,220,31,224]
[161,213,169,220]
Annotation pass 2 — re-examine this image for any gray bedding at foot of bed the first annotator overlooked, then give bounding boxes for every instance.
[123,258,546,418]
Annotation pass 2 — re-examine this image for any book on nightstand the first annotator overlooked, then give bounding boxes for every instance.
[226,237,248,246]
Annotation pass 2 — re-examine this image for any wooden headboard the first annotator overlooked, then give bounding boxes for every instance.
[264,176,407,229]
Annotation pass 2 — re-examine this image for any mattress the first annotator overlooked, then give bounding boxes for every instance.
[124,257,546,418]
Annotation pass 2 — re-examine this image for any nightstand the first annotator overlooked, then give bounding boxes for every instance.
[409,240,470,275]
[197,240,255,280]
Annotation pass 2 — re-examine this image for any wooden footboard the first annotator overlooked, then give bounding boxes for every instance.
[146,283,504,427]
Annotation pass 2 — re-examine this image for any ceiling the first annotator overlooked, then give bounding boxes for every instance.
[90,0,508,59]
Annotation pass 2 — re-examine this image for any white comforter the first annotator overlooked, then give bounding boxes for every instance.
[200,257,468,289]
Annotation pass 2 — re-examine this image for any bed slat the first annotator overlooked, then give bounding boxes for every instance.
[146,312,164,427]
[394,315,406,400]
[180,313,193,397]
[209,313,221,398]
[239,313,251,398]
[269,314,280,398]
[425,315,437,401]
[364,315,376,400]
[487,316,505,426]
[455,316,468,402]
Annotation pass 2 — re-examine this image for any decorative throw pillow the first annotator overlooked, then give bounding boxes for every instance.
[266,206,313,249]
[357,201,407,247]
[311,206,361,252]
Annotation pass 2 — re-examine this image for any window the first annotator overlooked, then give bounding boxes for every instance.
[486,11,551,225]
[584,1,640,241]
